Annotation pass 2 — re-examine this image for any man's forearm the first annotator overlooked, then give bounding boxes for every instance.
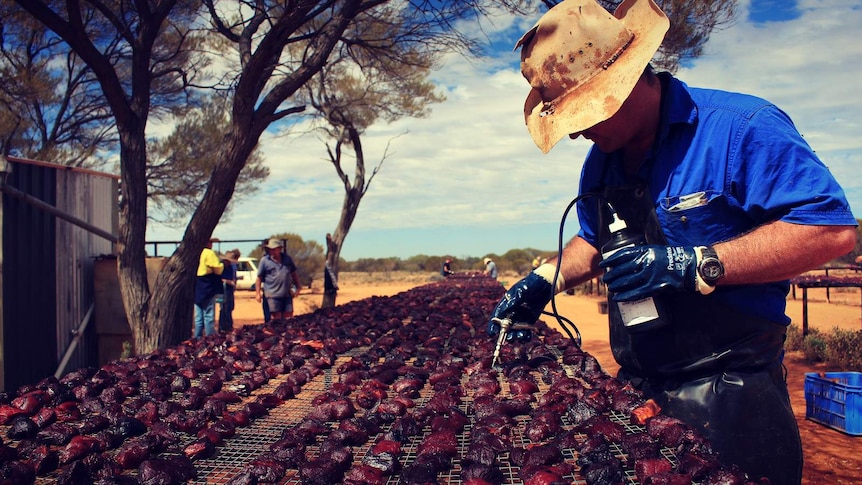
[715,221,856,286]
[543,236,604,293]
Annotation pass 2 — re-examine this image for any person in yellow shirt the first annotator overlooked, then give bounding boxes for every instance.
[194,238,224,337]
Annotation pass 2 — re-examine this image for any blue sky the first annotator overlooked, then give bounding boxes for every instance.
[148,0,862,261]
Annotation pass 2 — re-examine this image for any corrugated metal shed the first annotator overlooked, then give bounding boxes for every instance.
[0,156,118,391]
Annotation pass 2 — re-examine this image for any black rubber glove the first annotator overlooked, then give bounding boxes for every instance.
[488,271,554,341]
[599,245,697,302]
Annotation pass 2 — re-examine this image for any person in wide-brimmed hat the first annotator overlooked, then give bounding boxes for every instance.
[255,238,302,324]
[488,0,857,482]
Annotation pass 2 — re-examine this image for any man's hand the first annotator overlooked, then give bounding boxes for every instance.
[487,270,556,341]
[600,245,697,301]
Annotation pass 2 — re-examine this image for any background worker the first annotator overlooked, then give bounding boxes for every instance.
[255,238,302,323]
[488,0,857,483]
[441,258,454,276]
[219,248,240,332]
[194,237,224,338]
[483,258,498,279]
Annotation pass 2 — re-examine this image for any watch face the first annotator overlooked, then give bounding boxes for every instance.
[701,260,724,281]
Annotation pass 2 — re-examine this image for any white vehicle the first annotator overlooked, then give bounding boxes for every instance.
[235,257,259,290]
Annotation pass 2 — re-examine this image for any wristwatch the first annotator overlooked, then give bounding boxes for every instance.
[696,246,725,294]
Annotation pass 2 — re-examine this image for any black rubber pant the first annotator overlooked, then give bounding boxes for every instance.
[624,363,803,484]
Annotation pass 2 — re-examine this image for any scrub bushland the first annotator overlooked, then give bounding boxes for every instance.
[786,324,862,371]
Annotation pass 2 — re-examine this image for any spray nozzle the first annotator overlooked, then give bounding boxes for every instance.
[608,212,628,234]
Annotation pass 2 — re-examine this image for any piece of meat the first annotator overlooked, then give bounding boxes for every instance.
[7,416,39,440]
[36,422,78,446]
[268,437,307,467]
[12,391,47,415]
[417,429,458,459]
[631,399,662,425]
[299,455,348,485]
[31,406,56,429]
[210,418,237,439]
[0,460,37,484]
[362,449,400,475]
[255,393,283,408]
[621,432,661,464]
[224,410,251,427]
[400,454,452,484]
[645,414,691,447]
[677,449,724,482]
[643,471,695,485]
[509,379,539,395]
[59,435,100,465]
[81,453,122,482]
[635,457,673,482]
[109,416,147,440]
[0,404,27,424]
[521,468,567,485]
[20,443,59,476]
[344,464,387,484]
[184,437,216,460]
[137,454,197,485]
[581,458,623,485]
[576,415,624,443]
[525,409,562,443]
[210,390,242,403]
[500,394,534,417]
[196,427,223,446]
[461,465,504,484]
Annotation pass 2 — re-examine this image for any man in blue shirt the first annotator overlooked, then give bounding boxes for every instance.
[489,0,857,483]
[255,239,302,324]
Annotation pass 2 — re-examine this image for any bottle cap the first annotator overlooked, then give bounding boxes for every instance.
[608,213,628,233]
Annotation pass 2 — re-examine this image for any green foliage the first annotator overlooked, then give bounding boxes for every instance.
[786,323,862,371]
[825,328,862,371]
[785,324,804,351]
[148,96,269,224]
[801,330,828,363]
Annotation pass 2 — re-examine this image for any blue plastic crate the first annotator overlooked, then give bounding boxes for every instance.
[804,372,862,436]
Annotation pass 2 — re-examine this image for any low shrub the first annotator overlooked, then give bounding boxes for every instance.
[801,331,828,363]
[825,328,862,371]
[785,324,862,371]
[785,323,804,351]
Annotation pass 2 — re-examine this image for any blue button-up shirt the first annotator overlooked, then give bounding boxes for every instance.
[577,73,856,325]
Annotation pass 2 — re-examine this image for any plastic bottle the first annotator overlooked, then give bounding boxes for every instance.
[601,213,669,332]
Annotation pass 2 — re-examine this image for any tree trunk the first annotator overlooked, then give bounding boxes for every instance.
[322,183,363,309]
[116,125,155,355]
[322,233,340,309]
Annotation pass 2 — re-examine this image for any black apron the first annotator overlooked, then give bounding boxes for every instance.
[595,181,802,485]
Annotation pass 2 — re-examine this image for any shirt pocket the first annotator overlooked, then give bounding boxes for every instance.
[657,190,739,245]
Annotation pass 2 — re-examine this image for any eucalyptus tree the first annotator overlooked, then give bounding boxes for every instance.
[300,6,446,308]
[0,0,117,166]
[147,96,269,225]
[15,0,527,354]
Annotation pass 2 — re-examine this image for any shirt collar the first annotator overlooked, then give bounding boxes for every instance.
[658,72,697,132]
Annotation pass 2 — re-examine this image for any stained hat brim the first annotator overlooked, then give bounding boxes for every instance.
[522,0,669,153]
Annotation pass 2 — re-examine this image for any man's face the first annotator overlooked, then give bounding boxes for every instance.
[569,109,631,153]
[567,83,643,153]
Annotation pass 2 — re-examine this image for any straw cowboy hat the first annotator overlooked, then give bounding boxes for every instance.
[515,0,669,153]
[265,239,282,250]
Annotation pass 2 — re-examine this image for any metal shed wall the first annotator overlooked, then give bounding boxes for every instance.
[1,157,117,391]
